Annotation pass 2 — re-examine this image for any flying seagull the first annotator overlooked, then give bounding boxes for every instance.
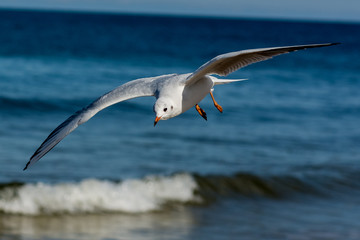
[24,43,338,170]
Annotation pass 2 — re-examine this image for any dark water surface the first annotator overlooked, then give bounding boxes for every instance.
[0,9,359,240]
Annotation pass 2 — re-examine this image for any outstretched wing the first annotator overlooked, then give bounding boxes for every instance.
[24,75,165,170]
[185,43,339,86]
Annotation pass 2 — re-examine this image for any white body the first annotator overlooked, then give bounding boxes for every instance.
[155,73,219,119]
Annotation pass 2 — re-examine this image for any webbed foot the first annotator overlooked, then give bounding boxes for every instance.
[195,104,207,121]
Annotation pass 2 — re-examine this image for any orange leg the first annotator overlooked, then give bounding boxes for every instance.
[195,104,207,121]
[210,91,223,113]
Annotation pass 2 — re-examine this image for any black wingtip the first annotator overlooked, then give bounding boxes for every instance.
[308,42,340,49]
[23,161,30,171]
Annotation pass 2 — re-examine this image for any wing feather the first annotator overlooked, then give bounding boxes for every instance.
[24,75,166,170]
[185,43,339,85]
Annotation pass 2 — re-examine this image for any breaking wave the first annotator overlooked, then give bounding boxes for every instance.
[1,170,359,215]
[0,174,199,215]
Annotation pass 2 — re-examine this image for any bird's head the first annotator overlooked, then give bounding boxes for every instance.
[153,98,175,126]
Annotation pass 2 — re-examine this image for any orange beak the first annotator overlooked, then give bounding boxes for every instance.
[154,116,161,126]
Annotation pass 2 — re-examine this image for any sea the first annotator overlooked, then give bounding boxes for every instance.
[0,9,359,240]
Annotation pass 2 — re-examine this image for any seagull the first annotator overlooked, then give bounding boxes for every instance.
[24,43,338,170]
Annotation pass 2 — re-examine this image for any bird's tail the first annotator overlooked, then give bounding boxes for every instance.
[212,78,248,85]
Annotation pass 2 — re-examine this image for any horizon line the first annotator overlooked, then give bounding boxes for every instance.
[1,6,359,25]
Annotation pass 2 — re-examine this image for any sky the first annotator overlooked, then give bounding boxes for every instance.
[0,0,359,23]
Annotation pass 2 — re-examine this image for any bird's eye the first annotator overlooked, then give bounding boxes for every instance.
[164,108,167,112]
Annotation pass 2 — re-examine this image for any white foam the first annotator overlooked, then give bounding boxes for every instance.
[0,173,200,215]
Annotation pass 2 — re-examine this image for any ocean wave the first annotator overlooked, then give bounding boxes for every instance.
[1,170,359,215]
[195,169,360,200]
[0,173,199,215]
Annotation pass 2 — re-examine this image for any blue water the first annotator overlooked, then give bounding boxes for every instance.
[0,9,360,240]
